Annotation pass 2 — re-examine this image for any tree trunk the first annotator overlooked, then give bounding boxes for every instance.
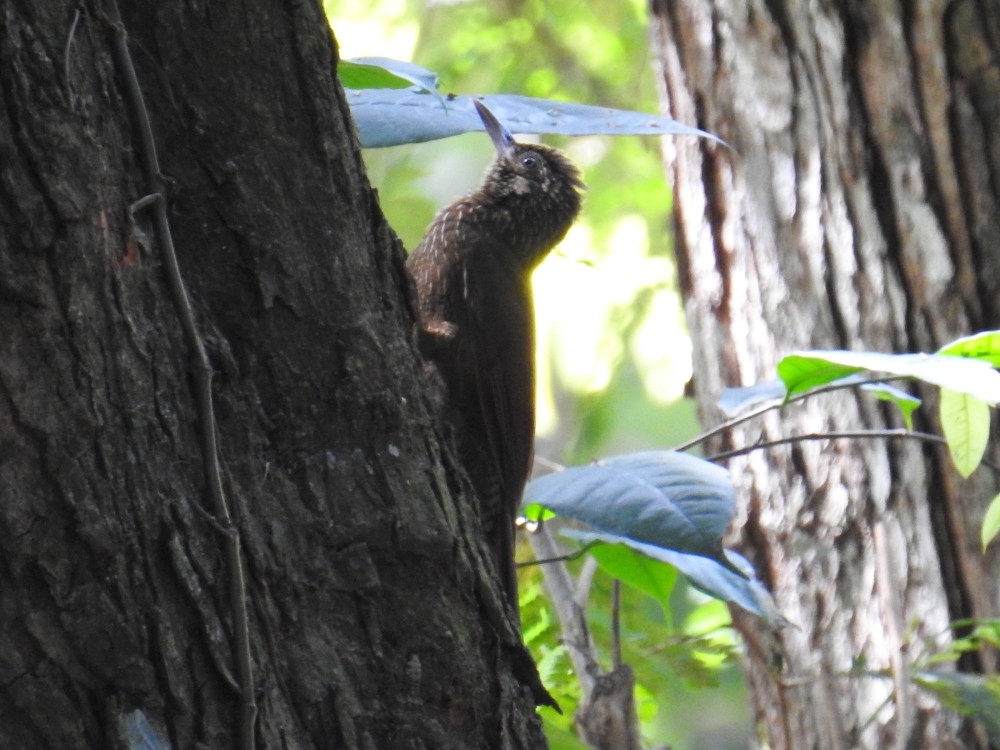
[650,1,1000,748]
[0,1,544,748]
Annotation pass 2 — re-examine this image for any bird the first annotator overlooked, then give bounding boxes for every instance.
[406,100,584,614]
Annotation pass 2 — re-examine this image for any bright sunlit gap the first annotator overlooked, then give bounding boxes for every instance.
[533,216,692,438]
[325,0,418,59]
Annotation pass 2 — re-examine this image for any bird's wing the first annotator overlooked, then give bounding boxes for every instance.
[463,252,536,514]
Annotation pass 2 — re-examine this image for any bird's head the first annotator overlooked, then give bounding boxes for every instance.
[472,101,584,262]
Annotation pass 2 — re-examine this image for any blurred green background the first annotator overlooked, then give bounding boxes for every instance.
[327,1,752,747]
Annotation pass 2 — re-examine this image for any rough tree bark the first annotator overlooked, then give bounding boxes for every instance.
[0,1,545,748]
[650,2,1000,748]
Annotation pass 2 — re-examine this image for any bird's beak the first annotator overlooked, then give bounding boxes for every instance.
[474,100,515,157]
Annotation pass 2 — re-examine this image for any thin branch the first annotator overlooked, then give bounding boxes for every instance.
[517,540,597,568]
[672,394,786,454]
[105,5,256,748]
[707,428,944,462]
[707,428,1000,475]
[673,375,913,454]
[611,579,622,669]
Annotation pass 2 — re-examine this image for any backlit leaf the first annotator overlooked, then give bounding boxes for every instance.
[939,388,991,477]
[937,330,1000,367]
[778,350,1000,405]
[981,493,1000,551]
[340,57,440,93]
[777,355,861,396]
[587,541,678,621]
[861,382,921,430]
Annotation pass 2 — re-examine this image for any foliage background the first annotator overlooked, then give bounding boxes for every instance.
[328,1,751,747]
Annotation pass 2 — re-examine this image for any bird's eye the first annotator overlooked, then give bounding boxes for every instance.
[521,155,538,169]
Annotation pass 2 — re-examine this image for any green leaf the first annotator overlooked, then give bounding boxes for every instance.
[683,598,732,637]
[521,503,557,522]
[939,388,991,477]
[340,57,441,93]
[938,330,1000,367]
[982,493,1000,550]
[861,382,921,430]
[524,451,737,571]
[914,671,1000,743]
[778,350,1000,405]
[722,374,922,427]
[927,619,1000,664]
[682,601,738,670]
[776,355,865,396]
[587,542,678,622]
[348,90,724,148]
[562,530,782,624]
[338,61,416,91]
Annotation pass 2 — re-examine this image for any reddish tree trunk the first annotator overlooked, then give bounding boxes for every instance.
[650,1,1000,748]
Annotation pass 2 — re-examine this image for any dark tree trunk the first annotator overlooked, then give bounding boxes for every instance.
[0,1,543,748]
[650,1,1000,748]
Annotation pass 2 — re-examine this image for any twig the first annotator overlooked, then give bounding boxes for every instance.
[672,393,785,454]
[708,428,1000,475]
[516,540,598,568]
[673,375,913,454]
[708,428,922,459]
[611,579,622,669]
[105,4,257,748]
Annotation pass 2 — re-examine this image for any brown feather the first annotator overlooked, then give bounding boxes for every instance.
[406,111,584,613]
